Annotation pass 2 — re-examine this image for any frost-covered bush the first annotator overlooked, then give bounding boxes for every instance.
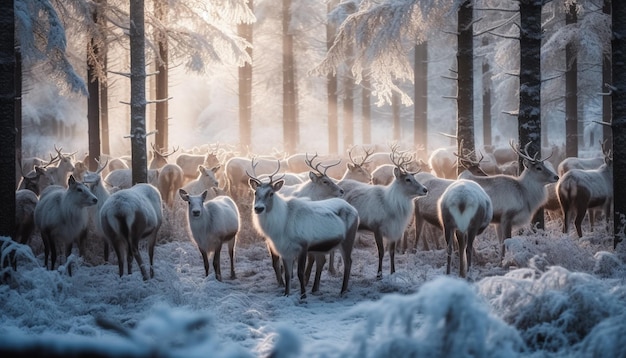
[478,266,625,352]
[336,276,525,358]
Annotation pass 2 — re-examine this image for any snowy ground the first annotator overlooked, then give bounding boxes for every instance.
[1,198,626,357]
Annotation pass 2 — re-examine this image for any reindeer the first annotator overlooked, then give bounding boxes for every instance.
[17,165,56,196]
[99,183,163,280]
[82,159,112,262]
[103,168,160,190]
[557,145,613,238]
[279,153,344,199]
[339,150,428,279]
[33,175,98,275]
[181,165,221,196]
[176,145,221,184]
[438,179,493,278]
[46,145,77,188]
[15,189,39,246]
[149,144,179,170]
[225,156,289,200]
[459,141,559,260]
[248,160,359,298]
[428,147,457,179]
[179,189,240,280]
[157,163,185,208]
[326,146,374,183]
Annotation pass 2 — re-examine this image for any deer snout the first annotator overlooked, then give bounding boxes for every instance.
[420,186,428,195]
[339,188,345,196]
[91,197,98,205]
[254,206,265,214]
[192,209,201,217]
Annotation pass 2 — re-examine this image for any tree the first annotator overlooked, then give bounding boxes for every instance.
[603,0,612,145]
[565,1,578,157]
[87,5,103,171]
[481,37,492,147]
[0,0,15,238]
[327,0,339,154]
[613,0,626,249]
[154,0,169,151]
[238,0,254,152]
[518,0,544,227]
[414,41,428,159]
[129,0,148,185]
[282,0,298,154]
[456,0,475,175]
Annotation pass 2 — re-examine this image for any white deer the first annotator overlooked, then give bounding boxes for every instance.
[248,160,359,298]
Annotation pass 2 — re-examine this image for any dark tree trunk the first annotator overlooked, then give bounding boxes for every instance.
[456,0,474,175]
[362,73,371,144]
[327,1,338,155]
[392,89,401,141]
[519,0,543,228]
[0,1,15,238]
[603,0,612,145]
[482,37,492,147]
[343,51,354,151]
[15,49,22,188]
[414,42,428,159]
[565,2,578,157]
[238,0,253,153]
[282,0,297,154]
[154,0,169,151]
[101,49,109,155]
[130,0,148,185]
[87,9,101,171]
[613,0,626,249]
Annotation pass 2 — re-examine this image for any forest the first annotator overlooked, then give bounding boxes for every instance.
[1,0,626,357]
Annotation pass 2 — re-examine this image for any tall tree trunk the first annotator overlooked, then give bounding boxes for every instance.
[414,41,428,160]
[238,0,253,153]
[392,89,401,141]
[282,0,297,154]
[603,0,612,145]
[130,0,148,185]
[613,0,626,249]
[15,48,22,188]
[0,1,15,238]
[87,9,101,171]
[482,37,492,148]
[456,0,474,175]
[343,48,354,151]
[154,0,169,151]
[565,2,578,157]
[327,1,338,155]
[362,73,371,144]
[519,0,543,228]
[101,47,109,155]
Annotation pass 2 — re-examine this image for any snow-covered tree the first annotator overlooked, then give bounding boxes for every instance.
[613,0,626,249]
[0,0,15,239]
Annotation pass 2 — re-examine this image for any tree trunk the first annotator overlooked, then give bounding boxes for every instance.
[603,0,612,145]
[87,9,101,171]
[238,0,253,153]
[392,89,401,141]
[519,0,543,228]
[101,48,109,155]
[362,73,371,144]
[0,1,15,238]
[613,0,626,249]
[282,0,297,154]
[565,2,578,157]
[414,41,428,160]
[482,37,492,148]
[343,49,354,151]
[327,1,338,155]
[154,0,169,151]
[130,0,148,185]
[15,48,22,188]
[456,0,474,175]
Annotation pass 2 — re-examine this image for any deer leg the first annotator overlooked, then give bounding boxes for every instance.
[282,257,292,296]
[200,250,210,277]
[227,235,236,279]
[312,253,326,294]
[374,231,385,279]
[41,231,51,270]
[49,237,57,271]
[445,227,454,275]
[214,244,223,282]
[65,242,73,276]
[389,241,397,275]
[297,251,308,299]
[304,252,314,286]
[458,231,468,278]
[415,209,429,251]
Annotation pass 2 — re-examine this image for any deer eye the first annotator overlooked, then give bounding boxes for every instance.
[536,166,542,171]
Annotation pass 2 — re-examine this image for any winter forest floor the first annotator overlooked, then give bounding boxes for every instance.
[1,198,626,357]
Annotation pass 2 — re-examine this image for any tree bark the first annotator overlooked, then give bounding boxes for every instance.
[130,0,148,185]
[87,9,101,171]
[154,0,169,151]
[519,0,543,228]
[482,37,492,148]
[0,0,15,238]
[282,0,298,154]
[361,73,371,144]
[414,42,428,160]
[327,1,338,155]
[392,89,401,141]
[456,0,474,176]
[603,0,612,145]
[101,47,109,155]
[238,0,253,153]
[612,0,626,249]
[565,2,578,157]
[343,48,354,151]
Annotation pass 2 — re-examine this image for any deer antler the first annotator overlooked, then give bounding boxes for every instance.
[348,146,374,167]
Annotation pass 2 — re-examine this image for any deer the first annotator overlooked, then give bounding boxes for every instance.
[248,160,359,299]
[103,168,160,191]
[17,165,56,196]
[339,150,428,279]
[325,146,375,183]
[33,175,98,275]
[149,144,179,170]
[557,145,613,238]
[82,159,112,262]
[176,145,221,184]
[428,147,458,179]
[15,189,39,246]
[157,163,185,208]
[438,179,493,278]
[181,165,221,196]
[179,189,240,280]
[46,146,77,188]
[459,141,559,260]
[99,183,163,280]
[225,155,289,200]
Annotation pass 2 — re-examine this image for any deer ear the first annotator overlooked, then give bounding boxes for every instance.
[393,166,401,178]
[249,178,260,190]
[179,189,189,201]
[273,179,284,192]
[68,175,76,186]
[309,171,319,182]
[201,190,208,201]
[211,165,220,173]
[347,163,355,170]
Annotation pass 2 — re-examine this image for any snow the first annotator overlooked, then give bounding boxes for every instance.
[1,202,626,357]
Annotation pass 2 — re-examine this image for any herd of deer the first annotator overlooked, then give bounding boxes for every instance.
[11,140,613,299]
